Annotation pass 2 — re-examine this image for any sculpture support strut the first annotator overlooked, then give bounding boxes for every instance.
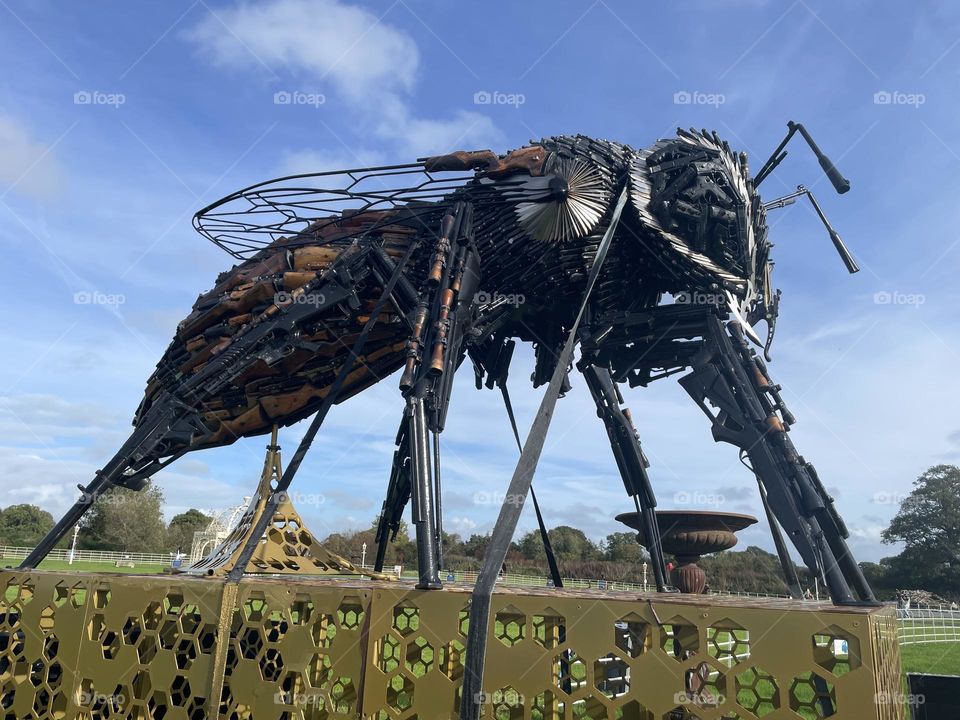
[678,312,877,604]
[459,185,629,720]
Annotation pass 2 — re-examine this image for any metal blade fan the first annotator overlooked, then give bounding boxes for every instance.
[511,159,610,242]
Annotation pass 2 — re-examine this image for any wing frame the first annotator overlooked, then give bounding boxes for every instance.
[193,162,481,259]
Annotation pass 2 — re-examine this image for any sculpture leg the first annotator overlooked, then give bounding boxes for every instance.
[678,313,877,604]
[579,362,674,592]
[376,201,481,589]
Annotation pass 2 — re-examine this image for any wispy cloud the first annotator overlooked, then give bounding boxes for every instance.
[0,114,66,200]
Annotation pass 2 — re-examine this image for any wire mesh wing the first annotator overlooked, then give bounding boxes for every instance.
[193,163,479,259]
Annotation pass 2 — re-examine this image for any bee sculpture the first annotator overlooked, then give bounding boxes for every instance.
[22,122,875,611]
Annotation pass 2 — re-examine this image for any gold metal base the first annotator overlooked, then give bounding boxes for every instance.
[0,570,904,719]
[182,426,389,580]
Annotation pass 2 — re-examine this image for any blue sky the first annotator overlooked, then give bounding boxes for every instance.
[0,0,958,563]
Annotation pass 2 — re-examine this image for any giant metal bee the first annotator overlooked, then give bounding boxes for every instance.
[23,123,875,607]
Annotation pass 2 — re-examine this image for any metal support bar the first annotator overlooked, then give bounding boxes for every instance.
[579,362,673,593]
[459,185,629,720]
[678,311,877,605]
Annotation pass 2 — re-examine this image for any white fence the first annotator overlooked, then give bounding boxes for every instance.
[897,605,960,645]
[0,546,175,567]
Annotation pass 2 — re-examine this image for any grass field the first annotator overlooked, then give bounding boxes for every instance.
[1,557,166,574]
[899,641,960,676]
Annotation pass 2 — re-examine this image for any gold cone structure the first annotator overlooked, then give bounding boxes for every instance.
[182,426,390,578]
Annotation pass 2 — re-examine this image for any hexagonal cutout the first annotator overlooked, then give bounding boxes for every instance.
[707,620,750,668]
[491,686,524,720]
[404,635,434,677]
[686,660,725,708]
[337,598,365,630]
[735,665,780,717]
[377,634,401,673]
[392,605,420,636]
[532,609,566,650]
[386,674,414,714]
[443,639,465,682]
[290,596,314,626]
[241,593,267,623]
[494,605,525,647]
[533,690,560,719]
[789,671,837,719]
[311,612,337,648]
[554,649,587,695]
[595,653,629,699]
[812,626,860,677]
[306,652,333,688]
[170,676,192,707]
[615,613,651,658]
[329,676,356,715]
[260,647,284,682]
[661,617,700,661]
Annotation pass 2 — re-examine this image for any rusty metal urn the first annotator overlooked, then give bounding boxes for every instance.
[616,510,758,594]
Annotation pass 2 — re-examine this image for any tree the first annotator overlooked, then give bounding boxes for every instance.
[166,509,211,553]
[80,483,167,553]
[881,465,960,597]
[0,504,54,547]
[604,532,645,563]
[547,526,601,563]
[463,534,490,560]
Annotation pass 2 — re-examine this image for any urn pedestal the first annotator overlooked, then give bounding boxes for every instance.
[616,509,758,594]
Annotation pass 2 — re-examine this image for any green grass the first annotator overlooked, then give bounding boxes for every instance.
[2,557,166,574]
[900,642,960,676]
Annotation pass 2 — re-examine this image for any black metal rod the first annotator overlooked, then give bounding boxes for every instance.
[409,396,441,589]
[499,382,563,588]
[459,185,628,720]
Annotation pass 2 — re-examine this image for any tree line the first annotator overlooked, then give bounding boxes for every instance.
[1,464,958,600]
[0,485,210,555]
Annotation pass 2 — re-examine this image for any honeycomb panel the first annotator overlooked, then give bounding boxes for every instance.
[0,570,902,720]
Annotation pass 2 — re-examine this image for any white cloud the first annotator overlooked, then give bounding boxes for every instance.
[187,0,501,163]
[0,115,65,200]
[188,0,419,98]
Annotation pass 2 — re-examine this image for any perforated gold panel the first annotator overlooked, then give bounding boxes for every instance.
[0,572,904,719]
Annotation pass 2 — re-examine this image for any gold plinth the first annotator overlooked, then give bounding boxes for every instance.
[0,570,904,719]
